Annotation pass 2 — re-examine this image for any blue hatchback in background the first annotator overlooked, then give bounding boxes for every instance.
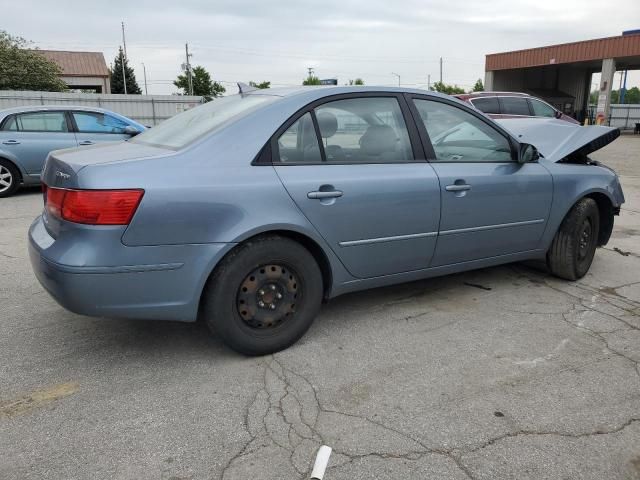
[28,85,624,355]
[0,106,144,196]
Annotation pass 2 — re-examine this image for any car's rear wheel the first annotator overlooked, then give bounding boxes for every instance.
[0,160,20,198]
[547,198,600,280]
[202,236,323,356]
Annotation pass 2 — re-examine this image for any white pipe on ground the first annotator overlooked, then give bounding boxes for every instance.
[310,445,332,480]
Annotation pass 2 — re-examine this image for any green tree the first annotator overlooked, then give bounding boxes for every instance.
[303,75,321,86]
[471,78,484,92]
[348,78,364,85]
[589,87,640,105]
[0,30,67,91]
[249,80,271,89]
[174,65,225,101]
[430,81,465,95]
[110,47,142,94]
[624,86,640,104]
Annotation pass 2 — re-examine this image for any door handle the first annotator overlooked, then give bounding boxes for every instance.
[2,140,20,145]
[445,184,471,192]
[307,190,343,199]
[79,140,95,146]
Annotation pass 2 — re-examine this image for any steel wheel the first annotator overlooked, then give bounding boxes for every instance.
[236,264,300,329]
[202,236,323,355]
[0,165,13,194]
[577,218,593,260]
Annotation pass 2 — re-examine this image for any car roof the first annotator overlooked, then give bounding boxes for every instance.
[0,105,125,117]
[245,85,456,101]
[455,91,531,99]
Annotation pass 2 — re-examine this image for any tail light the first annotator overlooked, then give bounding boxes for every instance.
[44,186,144,225]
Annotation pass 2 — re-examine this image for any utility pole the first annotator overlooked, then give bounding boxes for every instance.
[427,74,431,91]
[120,22,128,94]
[120,47,127,94]
[439,57,443,84]
[141,62,148,95]
[121,22,128,59]
[391,72,400,87]
[185,43,193,96]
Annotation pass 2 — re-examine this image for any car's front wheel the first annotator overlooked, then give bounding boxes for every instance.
[547,198,600,280]
[202,236,323,356]
[0,159,20,198]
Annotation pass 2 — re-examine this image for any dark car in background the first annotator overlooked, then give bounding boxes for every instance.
[455,92,580,125]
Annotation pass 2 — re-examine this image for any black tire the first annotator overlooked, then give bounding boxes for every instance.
[0,159,20,198]
[547,198,600,281]
[201,236,323,356]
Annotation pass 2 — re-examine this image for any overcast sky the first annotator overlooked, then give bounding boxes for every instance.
[6,0,640,95]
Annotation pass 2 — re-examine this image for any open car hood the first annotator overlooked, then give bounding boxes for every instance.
[494,118,620,162]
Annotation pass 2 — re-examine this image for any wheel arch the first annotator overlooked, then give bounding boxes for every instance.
[552,189,617,249]
[197,228,335,319]
[0,154,24,183]
[584,191,616,246]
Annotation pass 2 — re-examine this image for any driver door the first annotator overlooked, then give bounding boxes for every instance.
[408,96,553,267]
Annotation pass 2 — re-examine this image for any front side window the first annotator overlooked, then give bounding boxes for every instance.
[529,99,556,118]
[413,99,512,162]
[15,112,68,132]
[132,94,277,149]
[499,97,531,116]
[470,97,500,114]
[73,111,130,134]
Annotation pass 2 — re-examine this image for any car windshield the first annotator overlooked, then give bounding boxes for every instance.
[131,94,278,149]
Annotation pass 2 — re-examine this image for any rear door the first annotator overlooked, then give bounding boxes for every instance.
[273,94,441,279]
[71,110,133,146]
[0,111,78,176]
[408,95,553,266]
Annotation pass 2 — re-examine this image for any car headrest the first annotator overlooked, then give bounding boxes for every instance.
[359,125,397,155]
[316,111,338,138]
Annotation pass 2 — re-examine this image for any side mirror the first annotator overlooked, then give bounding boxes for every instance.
[124,125,141,136]
[554,110,563,119]
[519,143,539,164]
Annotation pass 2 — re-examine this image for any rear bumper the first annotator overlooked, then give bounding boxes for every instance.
[28,215,232,322]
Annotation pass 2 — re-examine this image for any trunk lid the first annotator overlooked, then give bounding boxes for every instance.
[494,118,620,162]
[42,141,171,189]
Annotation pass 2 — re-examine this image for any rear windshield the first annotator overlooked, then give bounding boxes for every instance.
[131,94,277,149]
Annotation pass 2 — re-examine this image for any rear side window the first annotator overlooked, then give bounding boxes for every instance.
[73,111,130,134]
[498,97,531,116]
[470,97,500,114]
[277,113,322,163]
[1,116,18,131]
[529,99,556,118]
[313,97,413,163]
[7,111,69,132]
[275,97,414,164]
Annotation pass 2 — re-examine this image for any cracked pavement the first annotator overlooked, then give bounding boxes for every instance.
[1,136,639,479]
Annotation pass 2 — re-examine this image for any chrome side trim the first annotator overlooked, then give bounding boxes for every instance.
[339,231,437,247]
[439,219,545,236]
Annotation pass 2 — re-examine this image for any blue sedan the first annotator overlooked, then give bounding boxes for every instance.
[0,106,144,196]
[28,85,624,355]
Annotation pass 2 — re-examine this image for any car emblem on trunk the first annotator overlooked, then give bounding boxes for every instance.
[55,171,71,180]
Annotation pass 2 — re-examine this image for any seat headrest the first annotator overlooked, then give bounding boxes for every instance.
[359,125,397,155]
[316,111,338,138]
